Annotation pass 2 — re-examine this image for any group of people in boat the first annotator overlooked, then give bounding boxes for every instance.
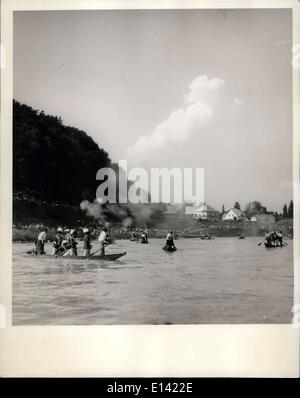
[130,229,177,250]
[130,229,149,243]
[264,230,284,247]
[32,226,111,256]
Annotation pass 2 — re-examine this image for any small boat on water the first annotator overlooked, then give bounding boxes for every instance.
[163,246,177,252]
[183,234,214,239]
[26,252,127,261]
[264,243,284,249]
[238,236,245,239]
[200,235,215,240]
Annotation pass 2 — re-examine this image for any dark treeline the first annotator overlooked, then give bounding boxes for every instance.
[13,100,111,205]
[283,201,293,219]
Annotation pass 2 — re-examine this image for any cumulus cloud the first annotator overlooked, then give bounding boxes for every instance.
[234,98,243,106]
[126,75,240,159]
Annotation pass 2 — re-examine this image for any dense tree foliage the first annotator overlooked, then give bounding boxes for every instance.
[234,202,241,210]
[288,200,293,218]
[13,100,111,205]
[244,201,267,218]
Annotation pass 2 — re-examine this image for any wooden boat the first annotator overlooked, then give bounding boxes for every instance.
[200,235,215,240]
[264,243,283,249]
[163,246,177,252]
[26,252,127,261]
[238,236,245,239]
[183,234,214,239]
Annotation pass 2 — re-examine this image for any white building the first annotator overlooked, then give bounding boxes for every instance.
[222,208,247,221]
[165,204,180,215]
[193,203,219,220]
[184,204,195,215]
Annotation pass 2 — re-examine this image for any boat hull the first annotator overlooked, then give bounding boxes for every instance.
[163,246,177,252]
[26,252,127,261]
[183,235,215,239]
[264,243,283,249]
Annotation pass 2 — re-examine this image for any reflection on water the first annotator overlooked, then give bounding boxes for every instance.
[12,237,293,325]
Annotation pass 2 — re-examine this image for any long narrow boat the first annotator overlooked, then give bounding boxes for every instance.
[26,252,127,261]
[183,235,214,239]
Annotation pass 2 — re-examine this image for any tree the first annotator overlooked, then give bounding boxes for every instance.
[288,200,293,218]
[245,201,267,218]
[283,204,288,218]
[234,202,241,210]
[13,100,111,205]
[222,204,225,214]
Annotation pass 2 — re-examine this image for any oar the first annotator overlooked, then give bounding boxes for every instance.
[258,242,263,246]
[57,249,67,257]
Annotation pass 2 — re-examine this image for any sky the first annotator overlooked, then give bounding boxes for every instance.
[14,9,293,212]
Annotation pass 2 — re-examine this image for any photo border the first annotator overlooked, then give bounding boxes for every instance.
[0,0,299,377]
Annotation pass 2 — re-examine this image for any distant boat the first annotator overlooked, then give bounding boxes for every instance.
[238,236,245,239]
[183,234,214,239]
[200,235,215,240]
[163,246,177,252]
[264,243,284,249]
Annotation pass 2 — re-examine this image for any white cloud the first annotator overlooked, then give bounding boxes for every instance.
[126,75,240,159]
[234,98,243,106]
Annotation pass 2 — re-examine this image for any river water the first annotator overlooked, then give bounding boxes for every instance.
[12,237,293,325]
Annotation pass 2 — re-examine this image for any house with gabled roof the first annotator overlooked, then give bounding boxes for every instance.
[193,203,219,220]
[222,208,248,221]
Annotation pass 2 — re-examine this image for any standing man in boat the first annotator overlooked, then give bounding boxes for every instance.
[140,230,148,243]
[264,230,271,247]
[98,227,109,256]
[64,229,78,256]
[277,231,283,247]
[36,227,48,254]
[165,230,176,250]
[52,227,64,255]
[82,228,92,256]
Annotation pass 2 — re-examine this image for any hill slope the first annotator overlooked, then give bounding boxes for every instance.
[13,100,111,205]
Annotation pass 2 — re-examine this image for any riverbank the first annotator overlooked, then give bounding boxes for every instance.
[13,194,293,241]
[12,222,293,242]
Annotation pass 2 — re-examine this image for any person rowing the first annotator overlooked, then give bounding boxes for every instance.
[277,231,283,247]
[165,230,176,250]
[63,229,78,256]
[130,230,138,241]
[52,226,64,256]
[82,228,92,256]
[36,227,48,254]
[98,227,110,256]
[140,230,148,244]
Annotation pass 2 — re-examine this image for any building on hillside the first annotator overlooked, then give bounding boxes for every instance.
[193,203,219,220]
[164,204,180,215]
[184,204,195,215]
[222,208,248,221]
[250,216,257,222]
